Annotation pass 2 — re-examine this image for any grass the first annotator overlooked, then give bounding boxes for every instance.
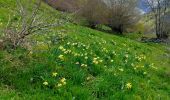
[0,0,170,99]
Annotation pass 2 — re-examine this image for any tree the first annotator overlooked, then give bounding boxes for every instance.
[76,0,108,29]
[143,0,170,39]
[43,0,85,12]
[3,0,62,49]
[106,0,140,34]
[163,11,170,36]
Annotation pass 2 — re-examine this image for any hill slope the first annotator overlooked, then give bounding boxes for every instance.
[0,0,170,99]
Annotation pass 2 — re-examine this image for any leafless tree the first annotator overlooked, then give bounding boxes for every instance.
[143,0,170,39]
[3,0,62,49]
[43,0,85,12]
[106,0,140,34]
[76,0,108,29]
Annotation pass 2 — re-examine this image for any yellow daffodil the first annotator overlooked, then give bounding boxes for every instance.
[99,60,103,63]
[67,42,70,45]
[52,72,58,77]
[125,54,129,58]
[43,81,48,86]
[126,82,132,89]
[75,62,80,65]
[62,81,66,85]
[59,46,64,50]
[119,68,124,72]
[58,55,64,60]
[60,78,66,83]
[85,56,88,59]
[93,60,99,65]
[86,77,91,81]
[57,83,62,87]
[81,64,87,67]
[143,72,147,75]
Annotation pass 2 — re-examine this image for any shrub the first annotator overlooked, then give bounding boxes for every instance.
[3,0,61,49]
[76,0,108,29]
[105,0,140,34]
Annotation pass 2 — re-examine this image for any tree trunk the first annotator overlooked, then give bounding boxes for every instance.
[0,39,4,50]
[111,25,123,34]
[88,21,96,29]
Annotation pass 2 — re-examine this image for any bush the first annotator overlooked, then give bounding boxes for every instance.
[76,0,108,29]
[3,0,61,49]
[106,0,140,34]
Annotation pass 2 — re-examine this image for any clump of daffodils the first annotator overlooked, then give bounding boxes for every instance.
[112,51,117,56]
[57,78,67,87]
[135,54,146,62]
[126,82,132,89]
[93,57,103,65]
[72,43,78,46]
[59,46,66,52]
[93,58,99,65]
[81,64,88,67]
[133,65,145,70]
[73,53,80,57]
[60,78,66,83]
[150,63,157,70]
[57,83,62,87]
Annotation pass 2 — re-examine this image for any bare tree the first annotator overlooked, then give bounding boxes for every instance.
[106,0,140,34]
[3,0,62,49]
[43,0,85,12]
[162,11,170,37]
[76,0,108,29]
[143,0,170,39]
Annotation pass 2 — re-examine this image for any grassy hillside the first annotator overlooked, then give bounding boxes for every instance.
[0,0,170,99]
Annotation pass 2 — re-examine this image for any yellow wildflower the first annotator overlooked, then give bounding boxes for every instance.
[43,81,48,86]
[99,60,103,63]
[126,82,132,89]
[59,46,64,50]
[93,60,99,65]
[62,81,66,85]
[85,56,88,59]
[57,83,62,87]
[52,72,58,77]
[125,54,129,58]
[119,68,124,72]
[58,55,64,60]
[75,62,80,65]
[86,77,91,81]
[60,78,66,83]
[143,72,147,75]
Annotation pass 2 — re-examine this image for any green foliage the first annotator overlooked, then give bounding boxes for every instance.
[0,0,170,99]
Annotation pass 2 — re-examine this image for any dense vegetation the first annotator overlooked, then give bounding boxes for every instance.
[0,0,170,99]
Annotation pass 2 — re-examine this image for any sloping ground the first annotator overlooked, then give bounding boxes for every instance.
[0,0,170,99]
